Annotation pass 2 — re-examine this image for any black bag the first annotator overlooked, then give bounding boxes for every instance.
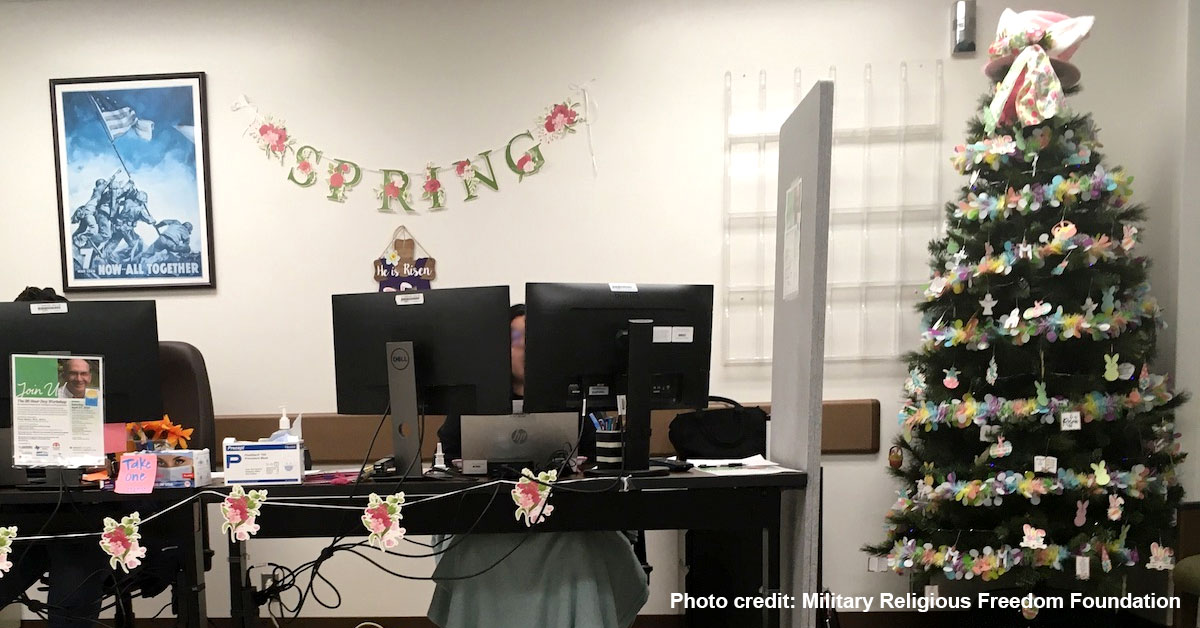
[668,396,767,460]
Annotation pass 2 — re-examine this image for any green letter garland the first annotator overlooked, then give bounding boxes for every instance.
[237,92,586,212]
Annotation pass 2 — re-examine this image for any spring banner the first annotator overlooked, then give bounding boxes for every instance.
[235,90,589,213]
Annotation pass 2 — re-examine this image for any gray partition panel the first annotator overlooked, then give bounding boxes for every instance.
[770,81,833,628]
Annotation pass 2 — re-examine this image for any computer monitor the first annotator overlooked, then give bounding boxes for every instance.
[0,300,162,427]
[523,283,714,412]
[523,283,714,473]
[331,287,512,415]
[331,287,512,477]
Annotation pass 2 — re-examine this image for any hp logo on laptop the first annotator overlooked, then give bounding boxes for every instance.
[389,347,411,371]
[510,429,528,444]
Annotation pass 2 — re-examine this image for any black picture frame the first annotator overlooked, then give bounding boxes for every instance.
[50,72,215,291]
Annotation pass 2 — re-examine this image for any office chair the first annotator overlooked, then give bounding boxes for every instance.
[110,341,216,627]
[1177,556,1199,627]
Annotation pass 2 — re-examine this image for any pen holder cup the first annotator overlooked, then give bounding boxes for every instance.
[595,430,623,470]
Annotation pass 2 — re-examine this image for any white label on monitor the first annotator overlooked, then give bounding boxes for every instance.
[394,293,425,306]
[671,326,695,343]
[652,326,672,343]
[588,385,610,396]
[29,303,67,315]
[608,283,638,293]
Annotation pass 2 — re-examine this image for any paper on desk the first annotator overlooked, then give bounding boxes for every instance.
[698,465,794,476]
[676,454,797,476]
[670,454,776,467]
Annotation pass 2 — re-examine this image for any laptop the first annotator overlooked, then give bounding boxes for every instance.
[460,412,579,476]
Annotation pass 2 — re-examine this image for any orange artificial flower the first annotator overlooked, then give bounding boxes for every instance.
[140,415,194,449]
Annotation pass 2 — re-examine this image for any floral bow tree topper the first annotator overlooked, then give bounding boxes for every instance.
[361,492,406,551]
[100,513,147,572]
[222,485,267,542]
[512,468,557,527]
[0,526,16,578]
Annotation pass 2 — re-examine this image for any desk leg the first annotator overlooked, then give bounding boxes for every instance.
[763,503,781,628]
[229,537,259,628]
[174,500,208,628]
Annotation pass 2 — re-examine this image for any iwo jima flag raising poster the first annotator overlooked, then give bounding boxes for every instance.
[50,73,214,290]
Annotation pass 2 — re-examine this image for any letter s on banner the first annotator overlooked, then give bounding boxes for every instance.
[288,146,323,187]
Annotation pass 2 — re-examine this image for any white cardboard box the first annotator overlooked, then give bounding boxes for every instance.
[222,440,304,486]
[153,449,212,488]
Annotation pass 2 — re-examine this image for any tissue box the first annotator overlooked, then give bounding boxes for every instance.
[222,441,304,486]
[153,449,212,488]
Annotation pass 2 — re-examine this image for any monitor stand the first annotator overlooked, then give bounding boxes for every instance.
[45,468,84,486]
[378,341,423,480]
[585,319,669,478]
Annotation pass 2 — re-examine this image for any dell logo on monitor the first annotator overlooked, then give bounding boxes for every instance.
[389,347,411,371]
[511,429,528,444]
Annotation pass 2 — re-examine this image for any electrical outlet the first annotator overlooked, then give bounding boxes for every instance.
[867,556,888,572]
[260,573,274,591]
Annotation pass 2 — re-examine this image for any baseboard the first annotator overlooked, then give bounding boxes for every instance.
[21,614,684,628]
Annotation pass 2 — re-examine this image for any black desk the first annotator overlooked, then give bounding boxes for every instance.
[0,486,208,628]
[222,470,807,628]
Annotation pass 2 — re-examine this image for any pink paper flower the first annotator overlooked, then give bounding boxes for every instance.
[360,493,406,551]
[297,161,312,174]
[102,528,131,555]
[455,160,471,176]
[234,517,260,542]
[100,514,145,573]
[544,103,578,133]
[364,503,391,533]
[383,181,400,200]
[258,123,288,153]
[329,172,345,188]
[423,177,441,194]
[516,154,534,173]
[512,469,557,526]
[221,486,267,543]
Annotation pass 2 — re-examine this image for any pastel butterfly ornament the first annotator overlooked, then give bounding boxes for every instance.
[1091,461,1111,486]
[1020,524,1047,550]
[1073,500,1087,527]
[1147,543,1174,571]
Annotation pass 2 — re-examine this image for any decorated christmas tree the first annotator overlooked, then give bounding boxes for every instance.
[864,9,1186,596]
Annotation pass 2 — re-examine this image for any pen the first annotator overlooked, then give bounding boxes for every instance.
[590,414,601,431]
[697,463,744,469]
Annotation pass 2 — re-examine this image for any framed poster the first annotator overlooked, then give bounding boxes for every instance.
[50,72,215,291]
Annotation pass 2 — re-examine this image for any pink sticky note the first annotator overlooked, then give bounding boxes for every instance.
[115,453,157,494]
[104,424,127,454]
